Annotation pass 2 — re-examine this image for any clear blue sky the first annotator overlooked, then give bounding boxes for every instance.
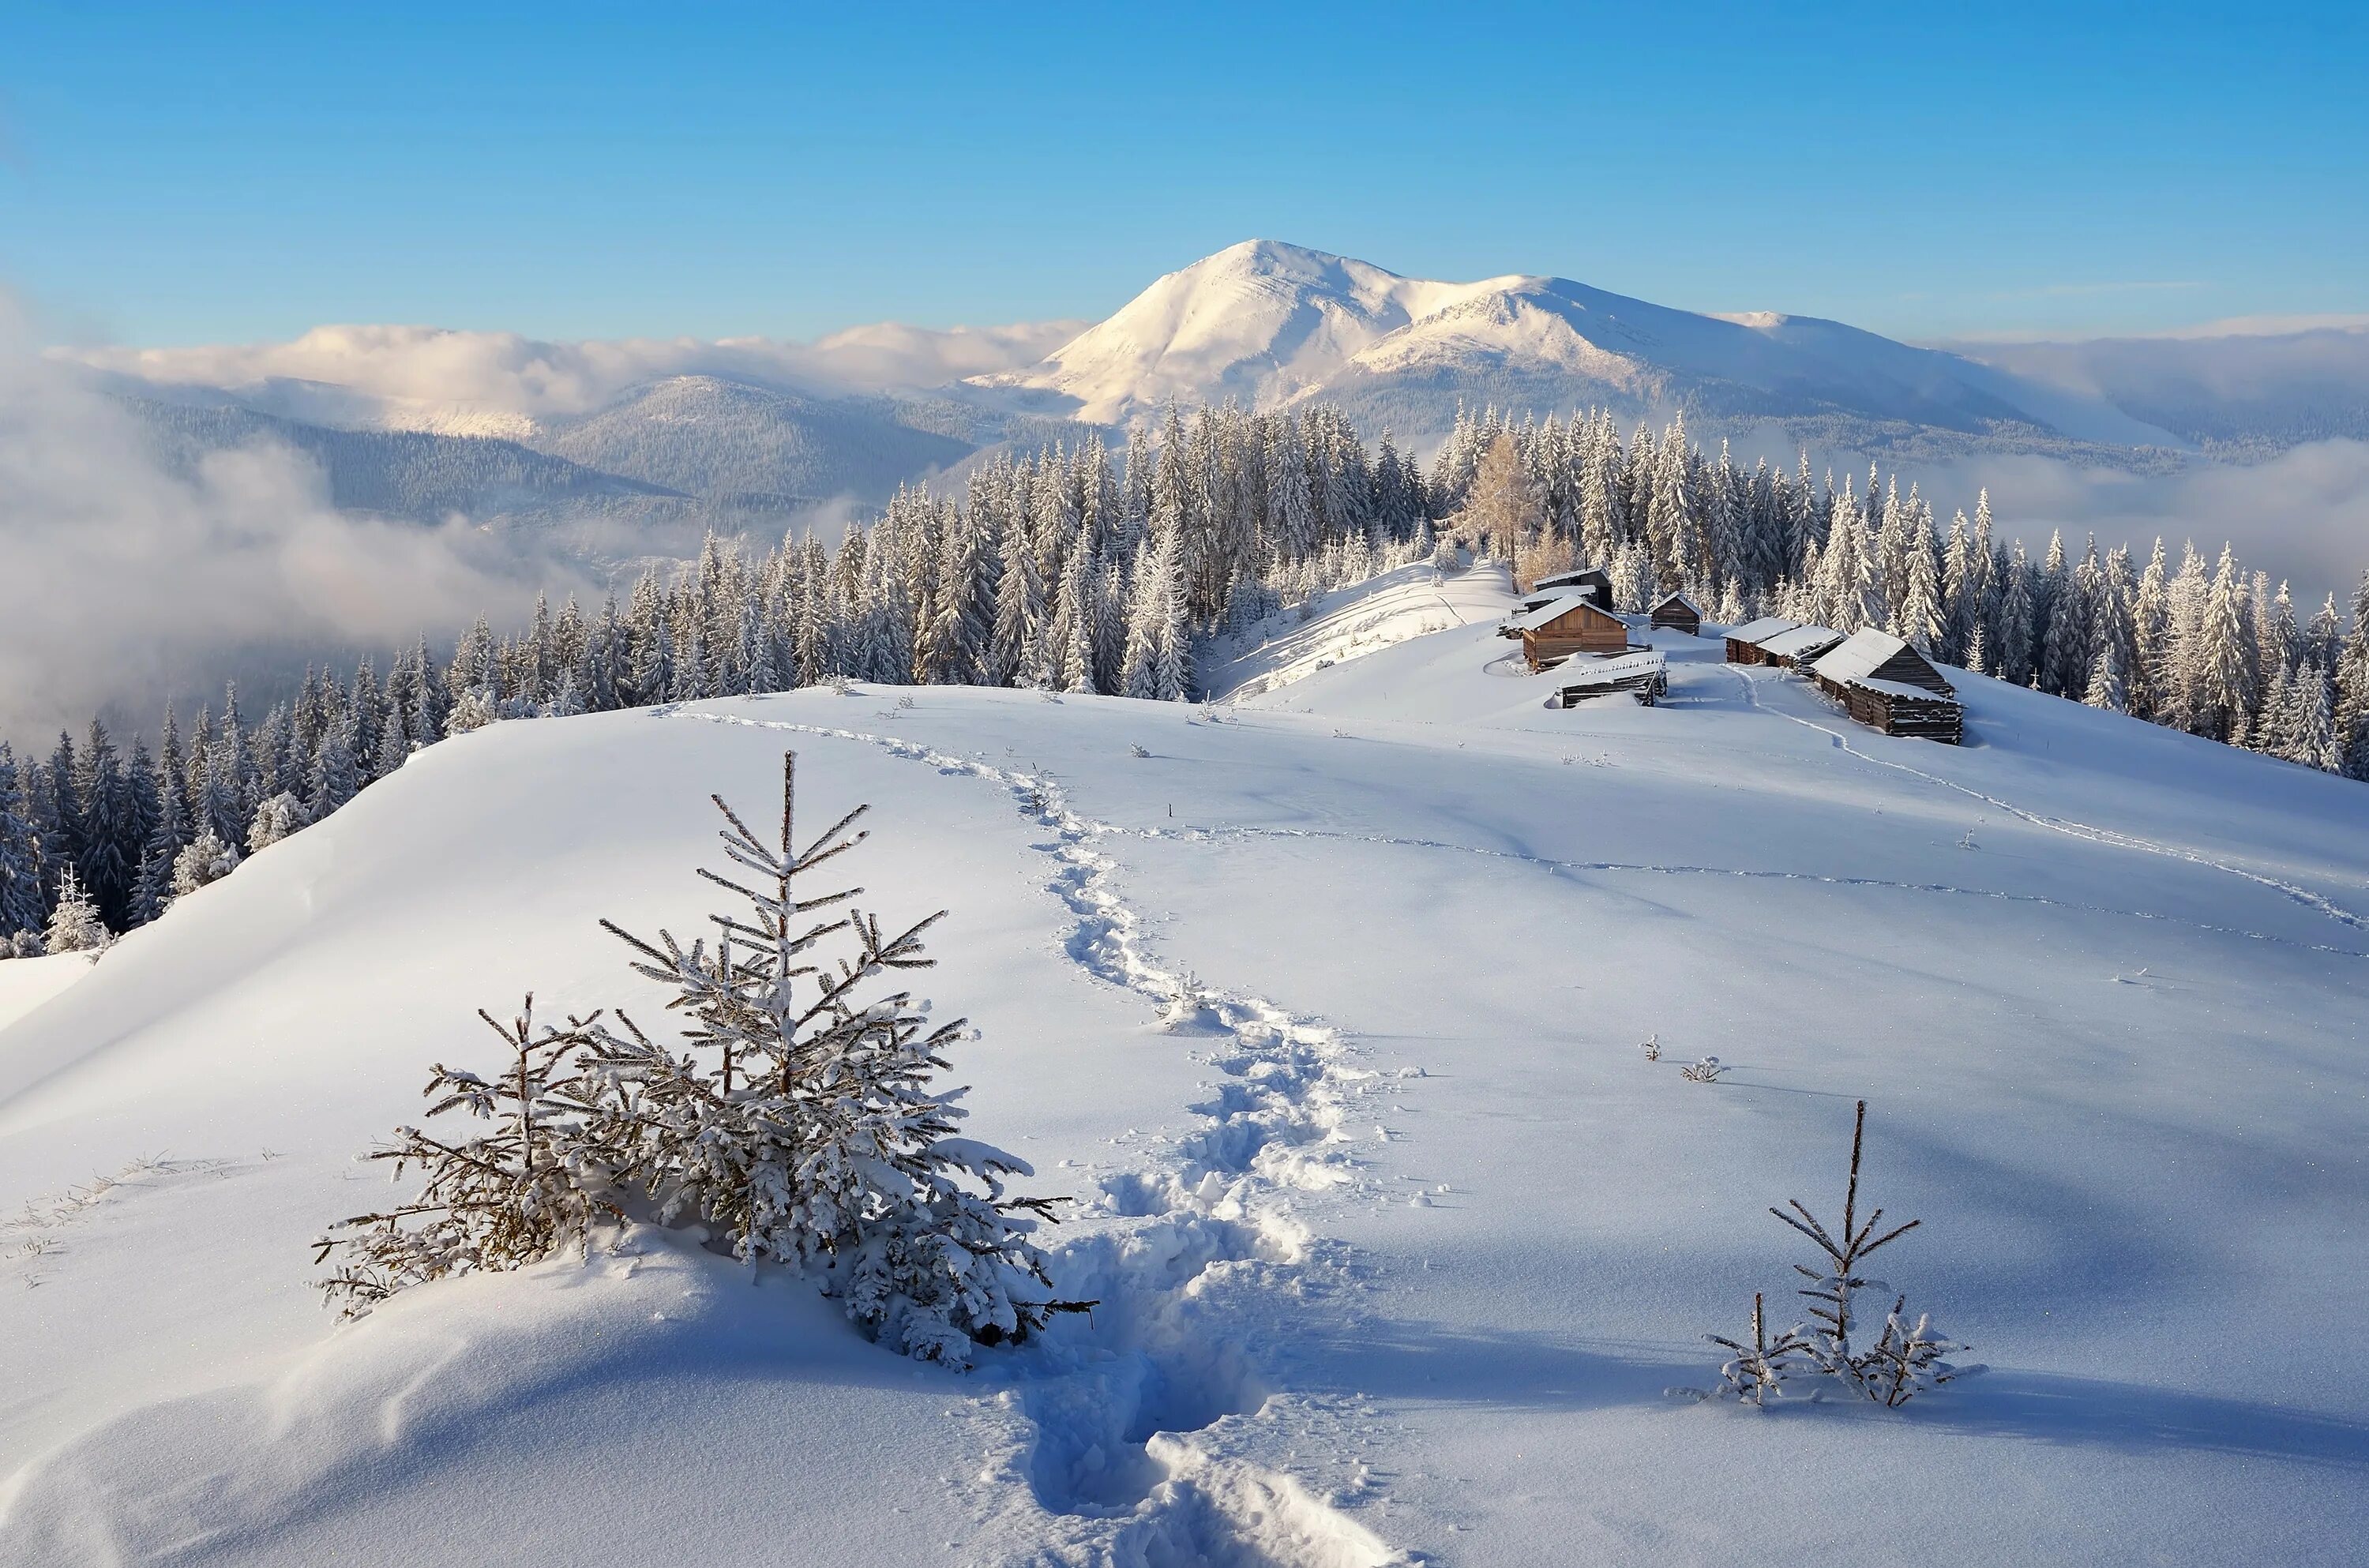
[4,2,2362,347]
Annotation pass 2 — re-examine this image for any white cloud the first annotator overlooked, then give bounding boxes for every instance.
[50,317,1087,433]
[0,307,588,739]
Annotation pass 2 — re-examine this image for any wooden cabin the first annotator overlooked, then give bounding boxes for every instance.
[1556,649,1668,706]
[1649,591,1703,636]
[1833,678,1964,742]
[1503,570,1613,634]
[1755,624,1846,669]
[1724,616,1796,663]
[1809,630,1962,742]
[1530,566,1614,606]
[1808,629,1954,698]
[1512,594,1630,670]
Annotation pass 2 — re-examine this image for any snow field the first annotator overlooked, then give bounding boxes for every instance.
[3,563,2367,1565]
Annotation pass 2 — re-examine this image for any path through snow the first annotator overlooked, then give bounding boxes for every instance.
[662,707,1412,1568]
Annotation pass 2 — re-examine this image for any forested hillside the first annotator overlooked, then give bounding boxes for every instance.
[6,399,2366,960]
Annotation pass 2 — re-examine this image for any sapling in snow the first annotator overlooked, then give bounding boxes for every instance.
[1766,1098,1977,1402]
[1706,1291,1812,1406]
[43,867,111,956]
[317,749,1084,1367]
[590,750,1082,1362]
[1693,1099,1978,1405]
[1773,1097,1918,1388]
[1857,1294,1979,1406]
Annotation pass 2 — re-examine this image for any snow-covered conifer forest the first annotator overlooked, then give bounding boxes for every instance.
[4,401,2367,957]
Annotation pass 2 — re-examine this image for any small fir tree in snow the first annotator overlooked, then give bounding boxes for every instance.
[171,829,242,898]
[318,751,1082,1367]
[588,752,1079,1362]
[1689,1100,1980,1409]
[1857,1294,1978,1408]
[43,865,111,955]
[1704,1291,1813,1406]
[248,791,310,852]
[1764,1099,1977,1402]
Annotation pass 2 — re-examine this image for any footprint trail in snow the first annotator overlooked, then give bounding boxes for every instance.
[662,707,1414,1568]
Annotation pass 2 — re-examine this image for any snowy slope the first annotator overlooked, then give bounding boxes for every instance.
[4,580,2367,1566]
[0,955,87,1037]
[976,240,2187,450]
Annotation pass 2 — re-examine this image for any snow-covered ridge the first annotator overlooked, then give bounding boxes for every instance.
[977,238,2189,448]
[5,571,2367,1565]
[66,239,2198,476]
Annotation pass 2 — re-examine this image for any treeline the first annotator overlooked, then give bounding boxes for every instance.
[0,403,1436,954]
[1438,405,2369,772]
[5,400,2364,956]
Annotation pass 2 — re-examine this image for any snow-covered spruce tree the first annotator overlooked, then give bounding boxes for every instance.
[1765,1099,1977,1403]
[248,791,310,852]
[589,751,1080,1364]
[170,829,241,898]
[43,865,111,955]
[315,998,625,1314]
[0,742,45,943]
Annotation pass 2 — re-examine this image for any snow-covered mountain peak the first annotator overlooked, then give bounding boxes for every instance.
[971,238,1519,422]
[975,240,2188,449]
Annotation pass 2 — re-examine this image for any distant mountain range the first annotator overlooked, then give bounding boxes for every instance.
[61,241,2369,538]
[966,239,2187,452]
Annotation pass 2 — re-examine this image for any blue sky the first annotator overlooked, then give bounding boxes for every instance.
[3,3,2362,347]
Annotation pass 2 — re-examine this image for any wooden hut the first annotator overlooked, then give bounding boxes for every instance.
[1649,591,1703,635]
[1808,629,1954,697]
[1530,566,1614,606]
[1831,679,1964,742]
[1809,630,1963,742]
[1512,594,1629,670]
[1755,624,1846,669]
[1724,616,1796,664]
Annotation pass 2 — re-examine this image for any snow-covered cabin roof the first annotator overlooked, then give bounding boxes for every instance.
[1557,650,1665,688]
[1533,567,1612,594]
[1509,594,1607,634]
[1725,616,1797,643]
[1653,591,1700,613]
[1758,625,1845,660]
[1812,628,1913,684]
[1811,628,1953,693]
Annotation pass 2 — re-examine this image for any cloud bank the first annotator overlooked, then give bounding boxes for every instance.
[1939,440,2369,606]
[52,318,1088,437]
[0,310,591,741]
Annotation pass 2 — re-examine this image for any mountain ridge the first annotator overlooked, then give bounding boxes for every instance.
[971,239,2189,450]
